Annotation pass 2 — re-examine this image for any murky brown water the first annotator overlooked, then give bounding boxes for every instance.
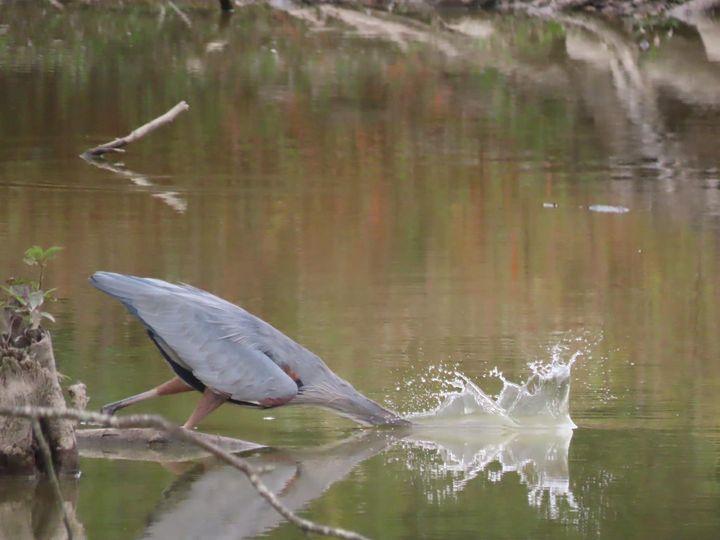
[1,2,720,539]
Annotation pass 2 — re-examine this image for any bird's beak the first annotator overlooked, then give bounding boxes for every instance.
[334,392,411,427]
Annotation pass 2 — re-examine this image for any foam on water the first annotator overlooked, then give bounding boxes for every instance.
[403,343,583,430]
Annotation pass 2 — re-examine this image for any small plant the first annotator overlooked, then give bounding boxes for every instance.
[1,246,62,348]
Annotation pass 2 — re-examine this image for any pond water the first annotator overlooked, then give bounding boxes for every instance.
[1,1,720,539]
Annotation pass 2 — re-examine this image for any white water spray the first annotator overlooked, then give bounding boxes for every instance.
[401,342,586,430]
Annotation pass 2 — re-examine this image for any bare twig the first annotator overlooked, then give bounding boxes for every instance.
[81,101,190,158]
[0,405,369,540]
[32,419,74,540]
[167,1,192,28]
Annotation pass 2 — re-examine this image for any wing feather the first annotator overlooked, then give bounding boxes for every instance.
[91,273,298,404]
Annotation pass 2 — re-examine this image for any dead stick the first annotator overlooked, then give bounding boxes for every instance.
[32,419,74,540]
[81,101,190,158]
[167,1,192,28]
[1,406,369,540]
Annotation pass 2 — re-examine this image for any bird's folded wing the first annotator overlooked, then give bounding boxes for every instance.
[130,293,298,404]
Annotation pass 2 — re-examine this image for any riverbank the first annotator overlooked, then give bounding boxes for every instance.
[29,0,720,19]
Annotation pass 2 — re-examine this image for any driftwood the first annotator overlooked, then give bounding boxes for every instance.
[0,406,370,540]
[76,428,264,462]
[0,334,78,476]
[81,101,190,158]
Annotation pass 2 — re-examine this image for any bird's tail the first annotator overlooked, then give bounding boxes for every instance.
[89,271,177,302]
[90,271,185,323]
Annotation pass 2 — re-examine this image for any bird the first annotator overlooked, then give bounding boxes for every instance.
[90,272,408,429]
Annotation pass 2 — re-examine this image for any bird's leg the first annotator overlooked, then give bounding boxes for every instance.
[182,388,228,430]
[100,377,192,416]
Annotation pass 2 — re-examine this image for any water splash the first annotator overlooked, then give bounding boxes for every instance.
[402,342,586,430]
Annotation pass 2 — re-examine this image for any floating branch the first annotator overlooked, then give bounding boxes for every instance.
[0,406,370,540]
[81,101,190,158]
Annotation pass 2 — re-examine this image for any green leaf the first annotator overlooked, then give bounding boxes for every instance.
[43,246,63,260]
[23,246,43,266]
[40,312,56,323]
[43,288,58,298]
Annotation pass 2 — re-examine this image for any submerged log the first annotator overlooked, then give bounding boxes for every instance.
[76,428,264,462]
[0,333,78,476]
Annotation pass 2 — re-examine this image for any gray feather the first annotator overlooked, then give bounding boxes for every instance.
[90,272,406,425]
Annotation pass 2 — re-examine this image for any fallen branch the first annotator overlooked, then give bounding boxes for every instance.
[0,406,369,540]
[81,101,190,158]
[76,427,263,462]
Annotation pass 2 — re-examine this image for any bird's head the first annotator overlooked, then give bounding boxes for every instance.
[294,376,410,427]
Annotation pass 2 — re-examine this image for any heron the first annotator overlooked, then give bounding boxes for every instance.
[91,272,408,429]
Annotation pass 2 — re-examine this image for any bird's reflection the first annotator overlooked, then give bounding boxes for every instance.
[140,426,574,538]
[141,429,401,539]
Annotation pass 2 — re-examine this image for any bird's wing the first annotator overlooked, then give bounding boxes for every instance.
[91,273,298,404]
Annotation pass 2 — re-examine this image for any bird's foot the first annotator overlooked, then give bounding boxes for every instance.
[100,403,119,416]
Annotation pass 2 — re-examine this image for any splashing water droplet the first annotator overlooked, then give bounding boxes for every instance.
[398,338,591,430]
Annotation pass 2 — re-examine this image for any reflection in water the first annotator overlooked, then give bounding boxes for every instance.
[141,426,575,539]
[402,429,575,518]
[141,430,397,539]
[561,15,681,186]
[672,5,720,61]
[0,478,84,540]
[81,157,188,214]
